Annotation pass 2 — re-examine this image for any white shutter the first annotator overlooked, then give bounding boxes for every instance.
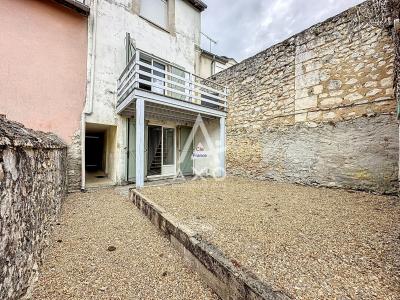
[141,0,168,29]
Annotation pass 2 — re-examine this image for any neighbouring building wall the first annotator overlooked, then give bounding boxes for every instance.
[104,126,118,182]
[86,0,202,184]
[198,51,237,78]
[198,53,215,78]
[0,116,67,299]
[215,60,235,74]
[213,1,398,194]
[0,0,88,191]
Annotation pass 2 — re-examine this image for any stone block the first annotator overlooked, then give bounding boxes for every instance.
[322,111,336,119]
[346,78,358,85]
[366,89,382,97]
[295,88,309,99]
[329,90,344,96]
[295,50,315,64]
[307,111,322,121]
[344,92,363,101]
[295,112,307,122]
[295,95,318,111]
[312,85,323,95]
[380,77,393,88]
[295,70,320,89]
[320,97,343,107]
[328,80,342,90]
[364,81,377,88]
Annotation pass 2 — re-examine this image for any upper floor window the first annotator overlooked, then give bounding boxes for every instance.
[140,0,168,30]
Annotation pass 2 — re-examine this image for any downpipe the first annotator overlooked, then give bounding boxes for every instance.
[81,0,98,191]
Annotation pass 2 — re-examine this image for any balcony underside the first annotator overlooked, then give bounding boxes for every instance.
[117,89,226,122]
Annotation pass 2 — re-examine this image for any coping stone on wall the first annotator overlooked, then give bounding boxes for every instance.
[0,114,65,149]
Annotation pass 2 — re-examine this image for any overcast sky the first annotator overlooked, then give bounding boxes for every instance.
[200,0,364,62]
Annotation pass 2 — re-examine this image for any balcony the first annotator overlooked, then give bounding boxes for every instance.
[116,49,228,121]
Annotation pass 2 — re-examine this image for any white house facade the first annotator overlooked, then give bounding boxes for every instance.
[82,0,227,189]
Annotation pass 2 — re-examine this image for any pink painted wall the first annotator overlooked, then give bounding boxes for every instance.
[0,0,87,143]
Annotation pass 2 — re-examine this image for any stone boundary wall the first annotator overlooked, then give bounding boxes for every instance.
[212,0,398,194]
[67,129,81,192]
[0,116,67,299]
[130,189,291,300]
[263,115,398,193]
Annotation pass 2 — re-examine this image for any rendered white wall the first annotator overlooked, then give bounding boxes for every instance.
[198,55,237,78]
[86,0,202,183]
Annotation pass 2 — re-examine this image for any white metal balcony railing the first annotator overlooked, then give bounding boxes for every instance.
[117,49,228,113]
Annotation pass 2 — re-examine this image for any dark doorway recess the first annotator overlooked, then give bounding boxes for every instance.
[85,132,104,173]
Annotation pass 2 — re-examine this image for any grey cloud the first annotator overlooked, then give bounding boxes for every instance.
[201,0,365,61]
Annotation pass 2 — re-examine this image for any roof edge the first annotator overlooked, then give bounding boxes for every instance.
[52,0,90,16]
[200,49,229,63]
[185,0,207,12]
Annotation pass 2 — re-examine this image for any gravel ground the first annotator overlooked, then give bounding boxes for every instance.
[142,177,400,300]
[32,189,218,300]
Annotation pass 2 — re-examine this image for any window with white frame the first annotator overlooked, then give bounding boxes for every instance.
[140,0,168,30]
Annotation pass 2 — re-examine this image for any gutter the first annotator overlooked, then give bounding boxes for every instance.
[211,54,216,76]
[81,0,98,191]
[185,0,207,12]
[53,0,90,16]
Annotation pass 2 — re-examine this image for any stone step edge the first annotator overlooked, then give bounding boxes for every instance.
[129,189,291,300]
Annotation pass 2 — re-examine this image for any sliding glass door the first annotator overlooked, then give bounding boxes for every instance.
[146,125,176,177]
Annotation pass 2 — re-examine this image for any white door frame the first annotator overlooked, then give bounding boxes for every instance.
[146,122,176,178]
